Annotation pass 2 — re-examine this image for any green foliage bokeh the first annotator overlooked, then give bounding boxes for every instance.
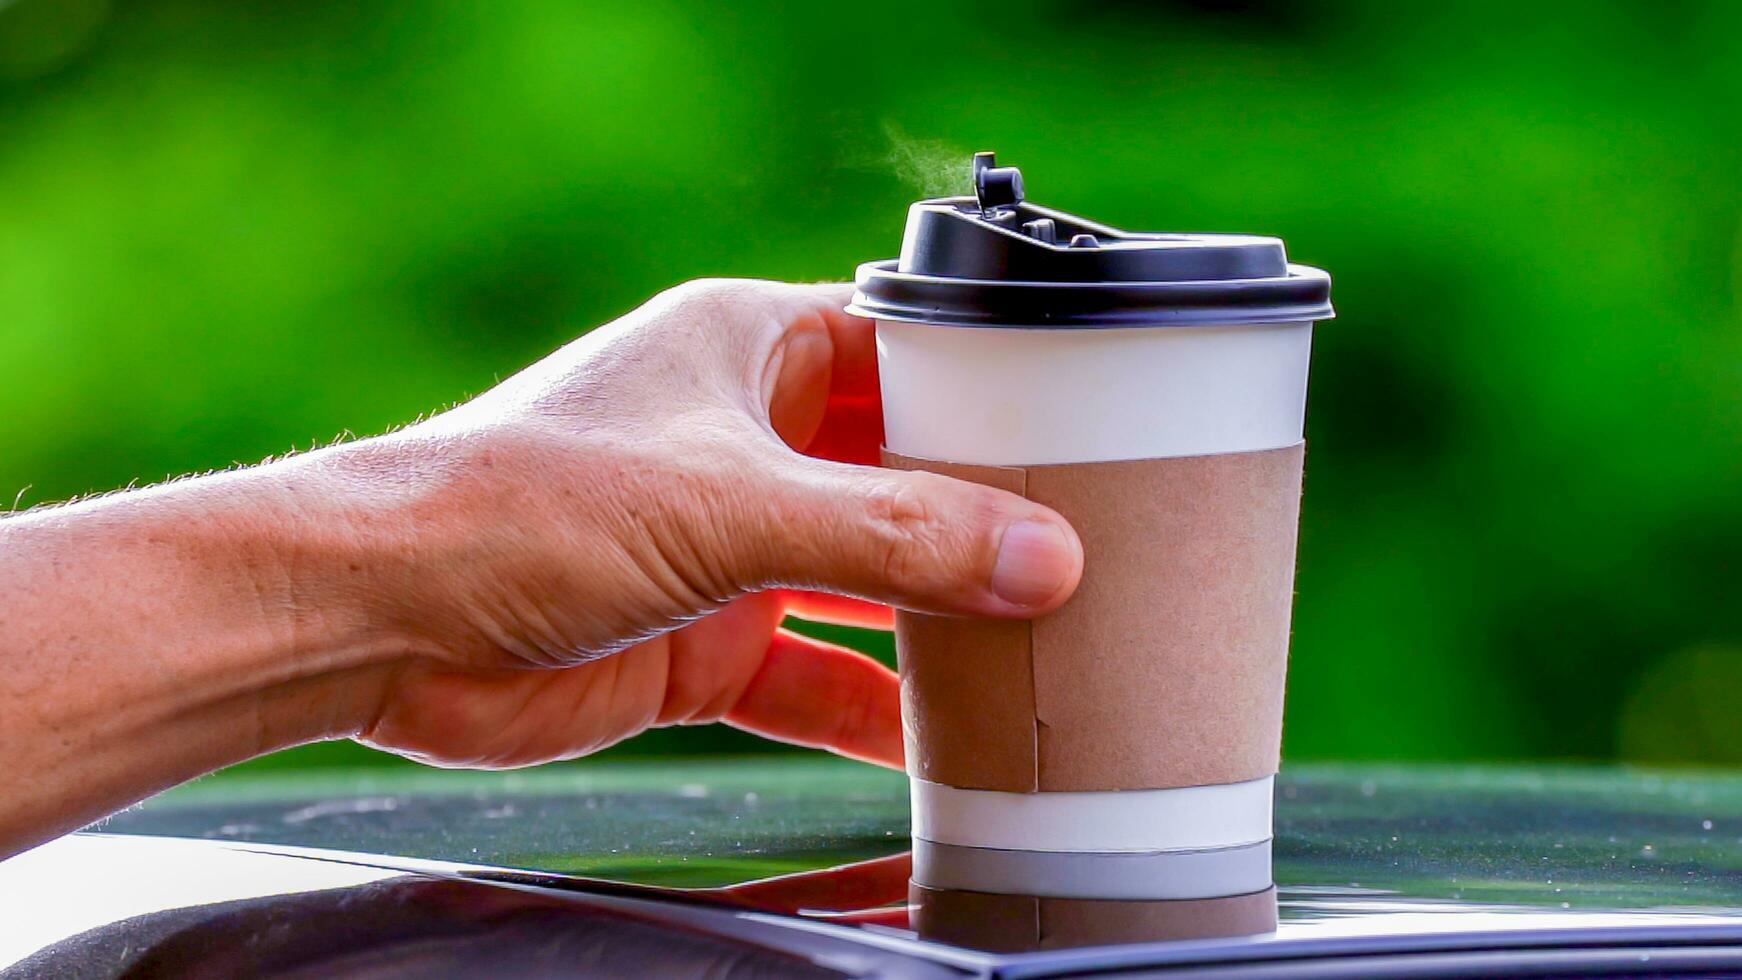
[2,0,1738,769]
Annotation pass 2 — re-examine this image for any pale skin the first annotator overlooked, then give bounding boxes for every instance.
[0,280,1084,859]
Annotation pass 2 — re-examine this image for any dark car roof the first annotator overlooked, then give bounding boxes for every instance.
[4,759,1741,976]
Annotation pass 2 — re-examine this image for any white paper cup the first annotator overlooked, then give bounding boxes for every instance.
[878,317,1309,853]
[850,152,1331,858]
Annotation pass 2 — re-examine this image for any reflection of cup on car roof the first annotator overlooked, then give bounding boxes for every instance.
[851,153,1333,860]
[909,840,1277,952]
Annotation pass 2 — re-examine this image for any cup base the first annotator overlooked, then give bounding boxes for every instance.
[910,776,1273,853]
[911,837,1272,901]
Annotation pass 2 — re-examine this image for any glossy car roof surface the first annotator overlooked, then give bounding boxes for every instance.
[4,760,1741,976]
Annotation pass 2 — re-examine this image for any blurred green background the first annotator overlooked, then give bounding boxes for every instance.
[2,0,1738,772]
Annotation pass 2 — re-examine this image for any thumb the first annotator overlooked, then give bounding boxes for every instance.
[752,458,1084,617]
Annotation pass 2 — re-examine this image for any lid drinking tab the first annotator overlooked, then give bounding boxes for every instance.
[972,151,1025,214]
[849,151,1333,329]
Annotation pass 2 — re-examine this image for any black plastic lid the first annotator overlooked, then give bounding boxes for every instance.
[848,152,1333,329]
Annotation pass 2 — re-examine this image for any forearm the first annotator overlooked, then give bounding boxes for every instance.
[0,452,406,857]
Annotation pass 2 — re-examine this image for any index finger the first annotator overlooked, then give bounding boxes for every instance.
[761,282,881,400]
[724,628,903,769]
[777,590,895,630]
[763,283,884,462]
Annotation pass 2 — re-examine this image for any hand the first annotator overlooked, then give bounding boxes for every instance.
[0,279,1085,858]
[326,280,1084,770]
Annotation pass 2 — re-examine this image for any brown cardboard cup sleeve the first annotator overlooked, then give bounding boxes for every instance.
[883,443,1305,794]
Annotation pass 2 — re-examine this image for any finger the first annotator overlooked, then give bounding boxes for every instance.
[712,853,912,912]
[799,288,882,463]
[757,283,884,460]
[748,457,1084,618]
[724,628,904,769]
[764,305,835,451]
[810,288,880,402]
[821,908,911,927]
[758,282,880,400]
[803,389,884,466]
[777,590,895,630]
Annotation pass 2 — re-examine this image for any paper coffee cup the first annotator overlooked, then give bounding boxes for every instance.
[849,153,1333,857]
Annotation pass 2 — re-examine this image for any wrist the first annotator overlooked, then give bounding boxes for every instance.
[248,439,444,741]
[136,457,412,747]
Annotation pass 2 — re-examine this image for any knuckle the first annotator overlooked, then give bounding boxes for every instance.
[660,278,768,325]
[864,479,945,587]
[653,279,785,385]
[657,449,774,595]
